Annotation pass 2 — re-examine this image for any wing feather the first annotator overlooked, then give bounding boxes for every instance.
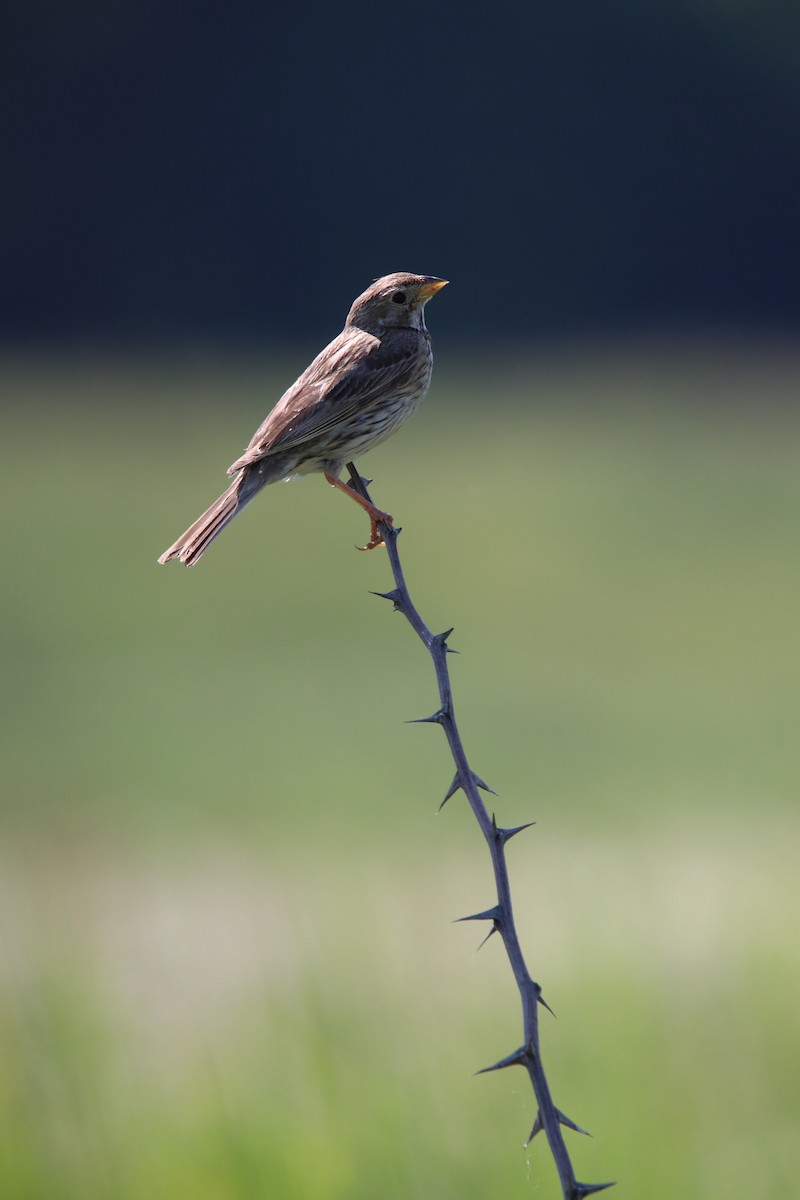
[228,328,425,474]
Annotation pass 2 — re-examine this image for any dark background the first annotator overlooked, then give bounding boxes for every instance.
[4,0,799,348]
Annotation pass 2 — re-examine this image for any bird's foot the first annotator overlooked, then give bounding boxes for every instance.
[357,511,393,551]
[325,472,392,550]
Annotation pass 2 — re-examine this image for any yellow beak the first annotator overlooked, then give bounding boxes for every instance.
[417,278,449,301]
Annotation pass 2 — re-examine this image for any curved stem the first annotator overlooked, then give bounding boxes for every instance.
[346,464,613,1200]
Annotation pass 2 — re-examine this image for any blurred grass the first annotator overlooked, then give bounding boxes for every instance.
[1,343,799,1197]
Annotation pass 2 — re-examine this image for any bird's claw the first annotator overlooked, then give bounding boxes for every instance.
[356,512,393,551]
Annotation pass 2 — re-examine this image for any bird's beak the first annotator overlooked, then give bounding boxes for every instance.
[417,278,449,301]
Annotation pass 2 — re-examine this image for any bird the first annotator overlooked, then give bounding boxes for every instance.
[157,272,448,567]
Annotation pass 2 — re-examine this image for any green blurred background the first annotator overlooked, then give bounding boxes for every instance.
[2,345,799,1198]
[4,2,800,1196]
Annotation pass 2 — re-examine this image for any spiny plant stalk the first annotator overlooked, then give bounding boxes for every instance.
[346,464,613,1200]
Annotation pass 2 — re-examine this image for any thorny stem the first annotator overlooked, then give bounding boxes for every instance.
[346,464,614,1200]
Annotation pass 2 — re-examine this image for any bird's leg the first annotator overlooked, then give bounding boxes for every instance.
[324,473,393,551]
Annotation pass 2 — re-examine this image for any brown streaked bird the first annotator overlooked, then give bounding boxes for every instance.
[158,272,448,567]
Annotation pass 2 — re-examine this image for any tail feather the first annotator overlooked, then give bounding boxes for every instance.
[158,470,266,567]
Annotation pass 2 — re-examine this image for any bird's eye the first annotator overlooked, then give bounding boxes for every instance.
[391,290,407,304]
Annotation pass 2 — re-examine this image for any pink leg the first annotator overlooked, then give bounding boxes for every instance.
[324,474,394,551]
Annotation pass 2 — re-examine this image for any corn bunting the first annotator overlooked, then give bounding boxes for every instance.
[158,272,448,566]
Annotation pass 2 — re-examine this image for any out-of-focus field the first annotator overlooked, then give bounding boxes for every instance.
[1,344,798,1198]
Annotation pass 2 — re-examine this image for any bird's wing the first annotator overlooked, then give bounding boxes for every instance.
[227,328,421,474]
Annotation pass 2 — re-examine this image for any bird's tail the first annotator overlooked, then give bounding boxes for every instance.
[157,469,265,567]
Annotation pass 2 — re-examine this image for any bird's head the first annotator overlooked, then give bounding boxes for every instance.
[346,273,448,334]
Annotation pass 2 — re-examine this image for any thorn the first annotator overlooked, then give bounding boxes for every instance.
[525,1112,543,1144]
[526,1107,592,1148]
[454,904,503,952]
[497,820,536,844]
[454,906,501,924]
[573,1183,615,1198]
[556,1108,591,1137]
[438,773,462,811]
[440,769,493,810]
[475,1045,528,1075]
[407,709,447,726]
[432,627,454,648]
[538,992,557,1018]
[369,588,403,610]
[475,925,499,952]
